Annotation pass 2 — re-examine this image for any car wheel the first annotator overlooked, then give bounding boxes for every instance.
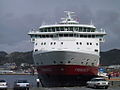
[105,86,108,89]
[26,88,29,90]
[94,85,98,89]
[86,84,89,88]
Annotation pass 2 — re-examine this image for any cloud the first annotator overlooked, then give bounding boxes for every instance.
[0,0,120,52]
[0,40,33,53]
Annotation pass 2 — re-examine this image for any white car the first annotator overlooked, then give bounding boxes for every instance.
[13,80,30,90]
[86,77,109,89]
[0,80,8,90]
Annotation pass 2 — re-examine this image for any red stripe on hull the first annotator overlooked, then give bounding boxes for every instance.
[37,65,98,76]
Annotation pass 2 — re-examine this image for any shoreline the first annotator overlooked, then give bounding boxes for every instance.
[0,73,37,75]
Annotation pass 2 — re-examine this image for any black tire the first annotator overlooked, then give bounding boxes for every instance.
[105,86,108,89]
[26,88,29,90]
[86,84,89,88]
[94,85,98,89]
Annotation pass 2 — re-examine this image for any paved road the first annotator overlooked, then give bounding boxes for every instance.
[7,86,120,90]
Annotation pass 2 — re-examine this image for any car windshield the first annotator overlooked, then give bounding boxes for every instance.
[17,80,28,83]
[0,80,6,82]
[92,79,106,81]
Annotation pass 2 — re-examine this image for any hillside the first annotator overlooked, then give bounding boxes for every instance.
[0,51,33,66]
[0,49,120,66]
[100,49,120,65]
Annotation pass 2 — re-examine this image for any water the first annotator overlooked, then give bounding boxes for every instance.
[0,75,120,90]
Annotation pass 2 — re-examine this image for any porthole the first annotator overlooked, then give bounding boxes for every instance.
[68,61,71,63]
[60,61,63,64]
[96,43,98,46]
[76,42,78,45]
[35,49,38,52]
[53,61,56,64]
[41,62,43,64]
[87,59,89,61]
[92,63,94,66]
[80,42,82,45]
[81,62,83,64]
[50,42,53,45]
[61,42,63,45]
[44,42,46,45]
[41,43,43,45]
[95,49,98,52]
[87,42,89,45]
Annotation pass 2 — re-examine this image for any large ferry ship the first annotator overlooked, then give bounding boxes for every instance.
[28,11,106,87]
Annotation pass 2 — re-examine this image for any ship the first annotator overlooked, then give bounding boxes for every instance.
[28,11,106,87]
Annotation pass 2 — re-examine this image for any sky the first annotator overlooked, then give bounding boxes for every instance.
[0,0,120,53]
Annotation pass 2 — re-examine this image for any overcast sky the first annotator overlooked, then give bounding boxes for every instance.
[0,0,120,53]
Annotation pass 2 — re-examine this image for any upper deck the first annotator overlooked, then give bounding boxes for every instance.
[28,11,106,40]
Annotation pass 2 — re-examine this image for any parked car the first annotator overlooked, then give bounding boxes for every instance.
[86,77,109,89]
[0,80,8,90]
[13,80,30,90]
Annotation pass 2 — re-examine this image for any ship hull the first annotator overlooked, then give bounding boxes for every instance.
[37,65,98,87]
[34,51,99,87]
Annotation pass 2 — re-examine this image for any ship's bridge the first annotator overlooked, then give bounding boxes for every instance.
[28,11,106,43]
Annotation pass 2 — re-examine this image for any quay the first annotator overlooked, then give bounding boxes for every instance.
[106,77,120,87]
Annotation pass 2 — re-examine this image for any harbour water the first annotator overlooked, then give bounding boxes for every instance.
[0,75,120,90]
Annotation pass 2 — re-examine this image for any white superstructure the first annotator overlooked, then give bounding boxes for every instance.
[28,11,106,67]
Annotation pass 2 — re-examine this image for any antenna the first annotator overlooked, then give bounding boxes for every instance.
[90,19,93,25]
[64,11,75,20]
[41,21,46,26]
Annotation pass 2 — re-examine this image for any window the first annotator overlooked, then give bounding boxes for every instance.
[87,42,89,45]
[90,43,92,45]
[44,42,46,45]
[53,61,56,64]
[92,63,94,66]
[61,42,63,45]
[54,42,56,45]
[68,61,71,63]
[50,42,53,45]
[32,38,35,41]
[95,49,98,52]
[87,59,89,61]
[96,43,98,46]
[76,42,78,45]
[35,49,38,52]
[41,62,43,64]
[41,43,43,45]
[60,61,63,64]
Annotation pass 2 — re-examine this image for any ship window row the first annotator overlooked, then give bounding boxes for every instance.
[39,61,95,66]
[38,42,98,46]
[31,34,103,38]
[39,27,95,32]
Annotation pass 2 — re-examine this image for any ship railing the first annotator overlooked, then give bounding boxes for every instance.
[28,29,106,34]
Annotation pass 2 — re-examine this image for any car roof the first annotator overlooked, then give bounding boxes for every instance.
[92,77,105,79]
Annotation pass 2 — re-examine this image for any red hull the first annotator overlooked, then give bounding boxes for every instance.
[37,65,98,76]
[37,65,99,87]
